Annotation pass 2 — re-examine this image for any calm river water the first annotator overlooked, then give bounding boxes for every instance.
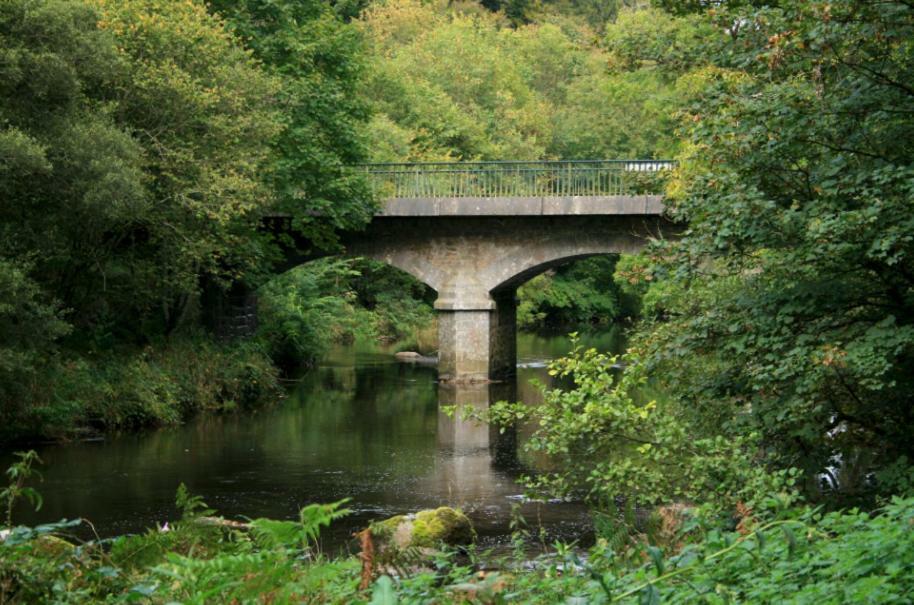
[4,329,624,553]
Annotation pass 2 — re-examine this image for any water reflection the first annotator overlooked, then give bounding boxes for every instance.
[3,330,624,550]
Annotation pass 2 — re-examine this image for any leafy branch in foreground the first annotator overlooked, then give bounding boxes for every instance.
[482,337,799,517]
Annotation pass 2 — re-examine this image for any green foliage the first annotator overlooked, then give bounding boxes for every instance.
[258,260,361,368]
[2,477,914,603]
[369,575,398,605]
[359,0,551,161]
[486,339,799,516]
[636,0,914,504]
[358,0,694,163]
[345,259,436,348]
[208,0,375,251]
[176,484,216,521]
[0,260,69,425]
[1,451,42,529]
[0,0,305,443]
[1,336,280,443]
[603,6,718,74]
[0,0,280,341]
[250,499,350,551]
[257,258,435,368]
[517,257,625,329]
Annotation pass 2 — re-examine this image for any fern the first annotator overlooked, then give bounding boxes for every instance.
[175,483,214,520]
[250,499,351,551]
[2,450,43,528]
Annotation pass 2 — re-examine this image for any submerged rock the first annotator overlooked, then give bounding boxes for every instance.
[393,351,437,365]
[371,506,474,550]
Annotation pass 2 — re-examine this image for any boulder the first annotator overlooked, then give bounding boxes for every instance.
[394,351,438,365]
[359,507,474,585]
[371,507,474,550]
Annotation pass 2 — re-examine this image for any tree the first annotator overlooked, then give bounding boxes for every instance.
[0,260,69,423]
[517,257,624,328]
[358,0,551,161]
[0,0,281,343]
[208,0,375,253]
[639,0,914,503]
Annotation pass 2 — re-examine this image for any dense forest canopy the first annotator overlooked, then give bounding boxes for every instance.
[358,0,696,161]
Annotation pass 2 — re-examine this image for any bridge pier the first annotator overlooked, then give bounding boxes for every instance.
[435,289,516,383]
[489,290,516,381]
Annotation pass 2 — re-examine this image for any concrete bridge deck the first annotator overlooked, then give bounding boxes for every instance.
[378,195,663,216]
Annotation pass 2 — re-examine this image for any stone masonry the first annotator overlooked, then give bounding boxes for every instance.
[335,195,673,383]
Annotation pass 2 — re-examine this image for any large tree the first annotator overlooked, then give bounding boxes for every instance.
[208,0,375,252]
[0,0,281,345]
[640,0,914,502]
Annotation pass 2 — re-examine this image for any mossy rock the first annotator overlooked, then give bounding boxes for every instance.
[411,508,473,547]
[370,507,474,551]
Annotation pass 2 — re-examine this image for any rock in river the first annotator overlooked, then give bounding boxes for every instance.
[394,351,438,365]
[370,507,474,551]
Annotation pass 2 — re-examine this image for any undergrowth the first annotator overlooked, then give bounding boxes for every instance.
[1,453,913,604]
[0,337,280,444]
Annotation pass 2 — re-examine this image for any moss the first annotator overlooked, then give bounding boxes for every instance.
[369,515,405,541]
[32,535,74,557]
[410,507,473,548]
[369,508,474,554]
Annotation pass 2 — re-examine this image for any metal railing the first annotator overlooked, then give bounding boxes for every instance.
[356,160,674,199]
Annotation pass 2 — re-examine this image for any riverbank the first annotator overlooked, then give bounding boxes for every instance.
[2,483,912,603]
[0,336,282,446]
[0,291,436,447]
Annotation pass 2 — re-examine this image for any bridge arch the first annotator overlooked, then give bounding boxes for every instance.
[484,229,651,296]
[260,159,675,383]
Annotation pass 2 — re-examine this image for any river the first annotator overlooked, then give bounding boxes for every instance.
[3,329,624,553]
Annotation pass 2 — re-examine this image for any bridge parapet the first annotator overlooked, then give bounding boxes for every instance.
[357,159,674,200]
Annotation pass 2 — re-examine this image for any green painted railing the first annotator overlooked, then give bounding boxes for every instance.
[356,160,674,199]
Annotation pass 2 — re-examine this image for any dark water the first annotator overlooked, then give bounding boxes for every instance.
[4,329,624,553]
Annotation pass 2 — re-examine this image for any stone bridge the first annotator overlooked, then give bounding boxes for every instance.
[284,160,676,383]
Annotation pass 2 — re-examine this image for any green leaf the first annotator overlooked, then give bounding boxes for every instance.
[781,525,797,559]
[647,545,665,576]
[370,575,398,605]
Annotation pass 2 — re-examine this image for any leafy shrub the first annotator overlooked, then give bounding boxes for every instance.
[485,338,799,517]
[258,258,436,366]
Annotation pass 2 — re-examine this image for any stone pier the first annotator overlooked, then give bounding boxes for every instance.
[436,289,516,383]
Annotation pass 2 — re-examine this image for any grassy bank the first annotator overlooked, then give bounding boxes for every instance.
[0,337,281,445]
[1,260,438,446]
[1,474,912,604]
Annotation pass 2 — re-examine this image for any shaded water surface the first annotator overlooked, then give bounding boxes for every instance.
[4,329,624,552]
